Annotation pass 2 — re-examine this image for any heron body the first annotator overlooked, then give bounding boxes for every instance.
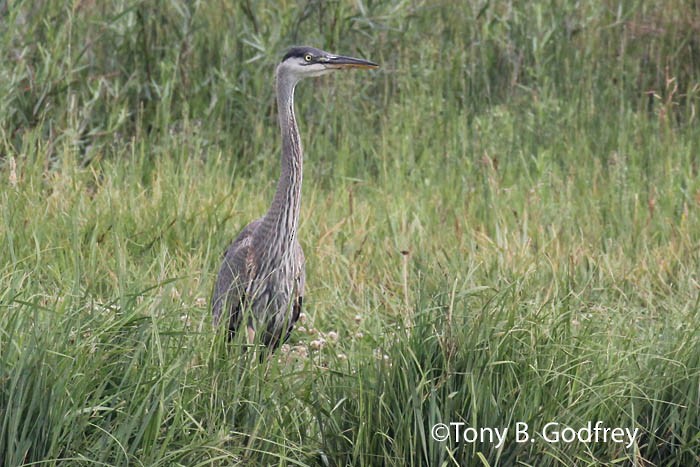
[212,46,378,349]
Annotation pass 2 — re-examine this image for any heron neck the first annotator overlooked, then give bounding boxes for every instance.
[262,71,303,252]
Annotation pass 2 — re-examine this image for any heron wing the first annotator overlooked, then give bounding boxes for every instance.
[211,218,262,335]
[294,239,306,306]
[271,239,306,348]
[283,240,306,344]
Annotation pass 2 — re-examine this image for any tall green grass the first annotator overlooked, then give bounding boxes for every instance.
[1,0,699,465]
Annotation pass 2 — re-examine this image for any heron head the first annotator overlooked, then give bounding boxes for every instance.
[278,46,378,81]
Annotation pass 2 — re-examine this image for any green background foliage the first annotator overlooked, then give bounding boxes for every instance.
[1,0,699,465]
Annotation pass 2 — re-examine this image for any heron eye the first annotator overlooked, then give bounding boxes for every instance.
[304,54,313,62]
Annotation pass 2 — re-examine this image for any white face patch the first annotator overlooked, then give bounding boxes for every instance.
[301,61,333,77]
[278,58,334,81]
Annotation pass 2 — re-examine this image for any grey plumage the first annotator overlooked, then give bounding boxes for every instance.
[212,46,378,350]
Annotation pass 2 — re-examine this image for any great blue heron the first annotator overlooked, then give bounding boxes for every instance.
[212,46,378,350]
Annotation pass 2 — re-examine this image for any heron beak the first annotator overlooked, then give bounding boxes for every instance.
[323,54,379,70]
